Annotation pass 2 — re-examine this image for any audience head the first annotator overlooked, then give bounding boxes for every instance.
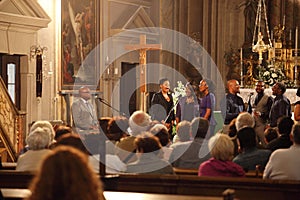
[191,117,209,139]
[26,127,51,150]
[54,125,73,141]
[30,120,55,142]
[237,127,256,150]
[56,134,89,155]
[264,127,278,143]
[228,118,237,138]
[235,112,255,131]
[208,133,234,161]
[99,117,112,135]
[134,132,162,155]
[291,123,300,145]
[176,120,191,142]
[277,116,294,135]
[227,79,240,94]
[149,124,170,146]
[128,110,151,136]
[27,146,104,200]
[107,116,129,141]
[78,86,91,100]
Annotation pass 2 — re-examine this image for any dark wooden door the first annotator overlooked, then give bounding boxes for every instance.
[0,54,21,109]
[120,62,138,116]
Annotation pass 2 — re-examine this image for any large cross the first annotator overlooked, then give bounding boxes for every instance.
[125,35,162,111]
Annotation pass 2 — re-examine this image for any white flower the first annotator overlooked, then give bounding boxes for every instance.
[271,73,278,78]
[269,78,274,85]
[263,71,270,76]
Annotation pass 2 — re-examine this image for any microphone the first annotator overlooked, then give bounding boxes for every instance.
[95,96,103,101]
[249,92,254,96]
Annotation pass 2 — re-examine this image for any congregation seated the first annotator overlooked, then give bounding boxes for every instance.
[125,132,174,174]
[263,123,300,180]
[115,110,151,163]
[233,127,271,172]
[169,117,211,169]
[16,123,53,172]
[25,146,105,200]
[266,116,294,152]
[149,123,173,161]
[100,116,128,173]
[198,133,245,177]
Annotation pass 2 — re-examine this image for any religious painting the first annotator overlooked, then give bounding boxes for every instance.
[61,0,98,90]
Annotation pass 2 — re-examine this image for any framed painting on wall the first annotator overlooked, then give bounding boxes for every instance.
[61,0,99,90]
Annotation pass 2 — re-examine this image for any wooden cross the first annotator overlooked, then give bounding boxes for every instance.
[125,35,162,111]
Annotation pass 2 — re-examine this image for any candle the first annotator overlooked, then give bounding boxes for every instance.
[271,30,273,41]
[296,27,298,52]
[240,48,243,62]
[289,29,292,41]
[283,15,286,27]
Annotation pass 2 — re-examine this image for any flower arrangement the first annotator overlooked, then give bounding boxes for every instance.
[172,81,186,104]
[258,63,294,87]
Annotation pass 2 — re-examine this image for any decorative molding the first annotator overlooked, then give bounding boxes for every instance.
[109,0,152,8]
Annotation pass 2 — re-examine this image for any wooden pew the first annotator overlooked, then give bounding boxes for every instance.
[104,174,300,200]
[0,189,224,200]
[1,171,299,200]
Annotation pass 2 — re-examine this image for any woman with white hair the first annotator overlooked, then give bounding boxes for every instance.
[16,126,52,171]
[198,133,245,177]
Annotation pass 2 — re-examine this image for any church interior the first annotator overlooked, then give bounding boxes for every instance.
[1,0,300,199]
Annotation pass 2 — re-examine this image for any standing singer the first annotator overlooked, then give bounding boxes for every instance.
[150,78,175,131]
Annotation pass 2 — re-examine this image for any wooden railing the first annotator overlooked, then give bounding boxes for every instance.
[0,77,26,162]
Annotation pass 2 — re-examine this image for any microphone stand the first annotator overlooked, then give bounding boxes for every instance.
[96,97,128,117]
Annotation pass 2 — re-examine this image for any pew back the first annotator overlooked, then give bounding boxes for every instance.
[1,171,300,200]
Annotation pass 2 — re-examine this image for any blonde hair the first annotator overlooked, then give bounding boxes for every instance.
[208,133,234,161]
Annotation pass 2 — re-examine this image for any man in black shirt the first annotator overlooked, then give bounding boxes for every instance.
[223,79,245,134]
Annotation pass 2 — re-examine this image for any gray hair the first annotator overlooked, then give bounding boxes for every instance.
[128,110,152,136]
[236,112,255,131]
[176,121,191,142]
[26,127,51,150]
[30,121,55,142]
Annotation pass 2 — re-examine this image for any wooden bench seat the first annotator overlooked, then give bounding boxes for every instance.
[1,171,299,200]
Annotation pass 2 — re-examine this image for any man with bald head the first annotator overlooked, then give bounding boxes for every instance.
[223,79,245,134]
[72,86,99,134]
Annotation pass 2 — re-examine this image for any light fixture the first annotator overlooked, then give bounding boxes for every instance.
[30,45,48,60]
[252,0,272,64]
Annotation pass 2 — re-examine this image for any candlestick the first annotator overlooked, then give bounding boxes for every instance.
[240,48,243,87]
[271,30,273,41]
[296,27,298,51]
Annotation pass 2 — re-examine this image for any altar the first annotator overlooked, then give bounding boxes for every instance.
[239,88,300,106]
